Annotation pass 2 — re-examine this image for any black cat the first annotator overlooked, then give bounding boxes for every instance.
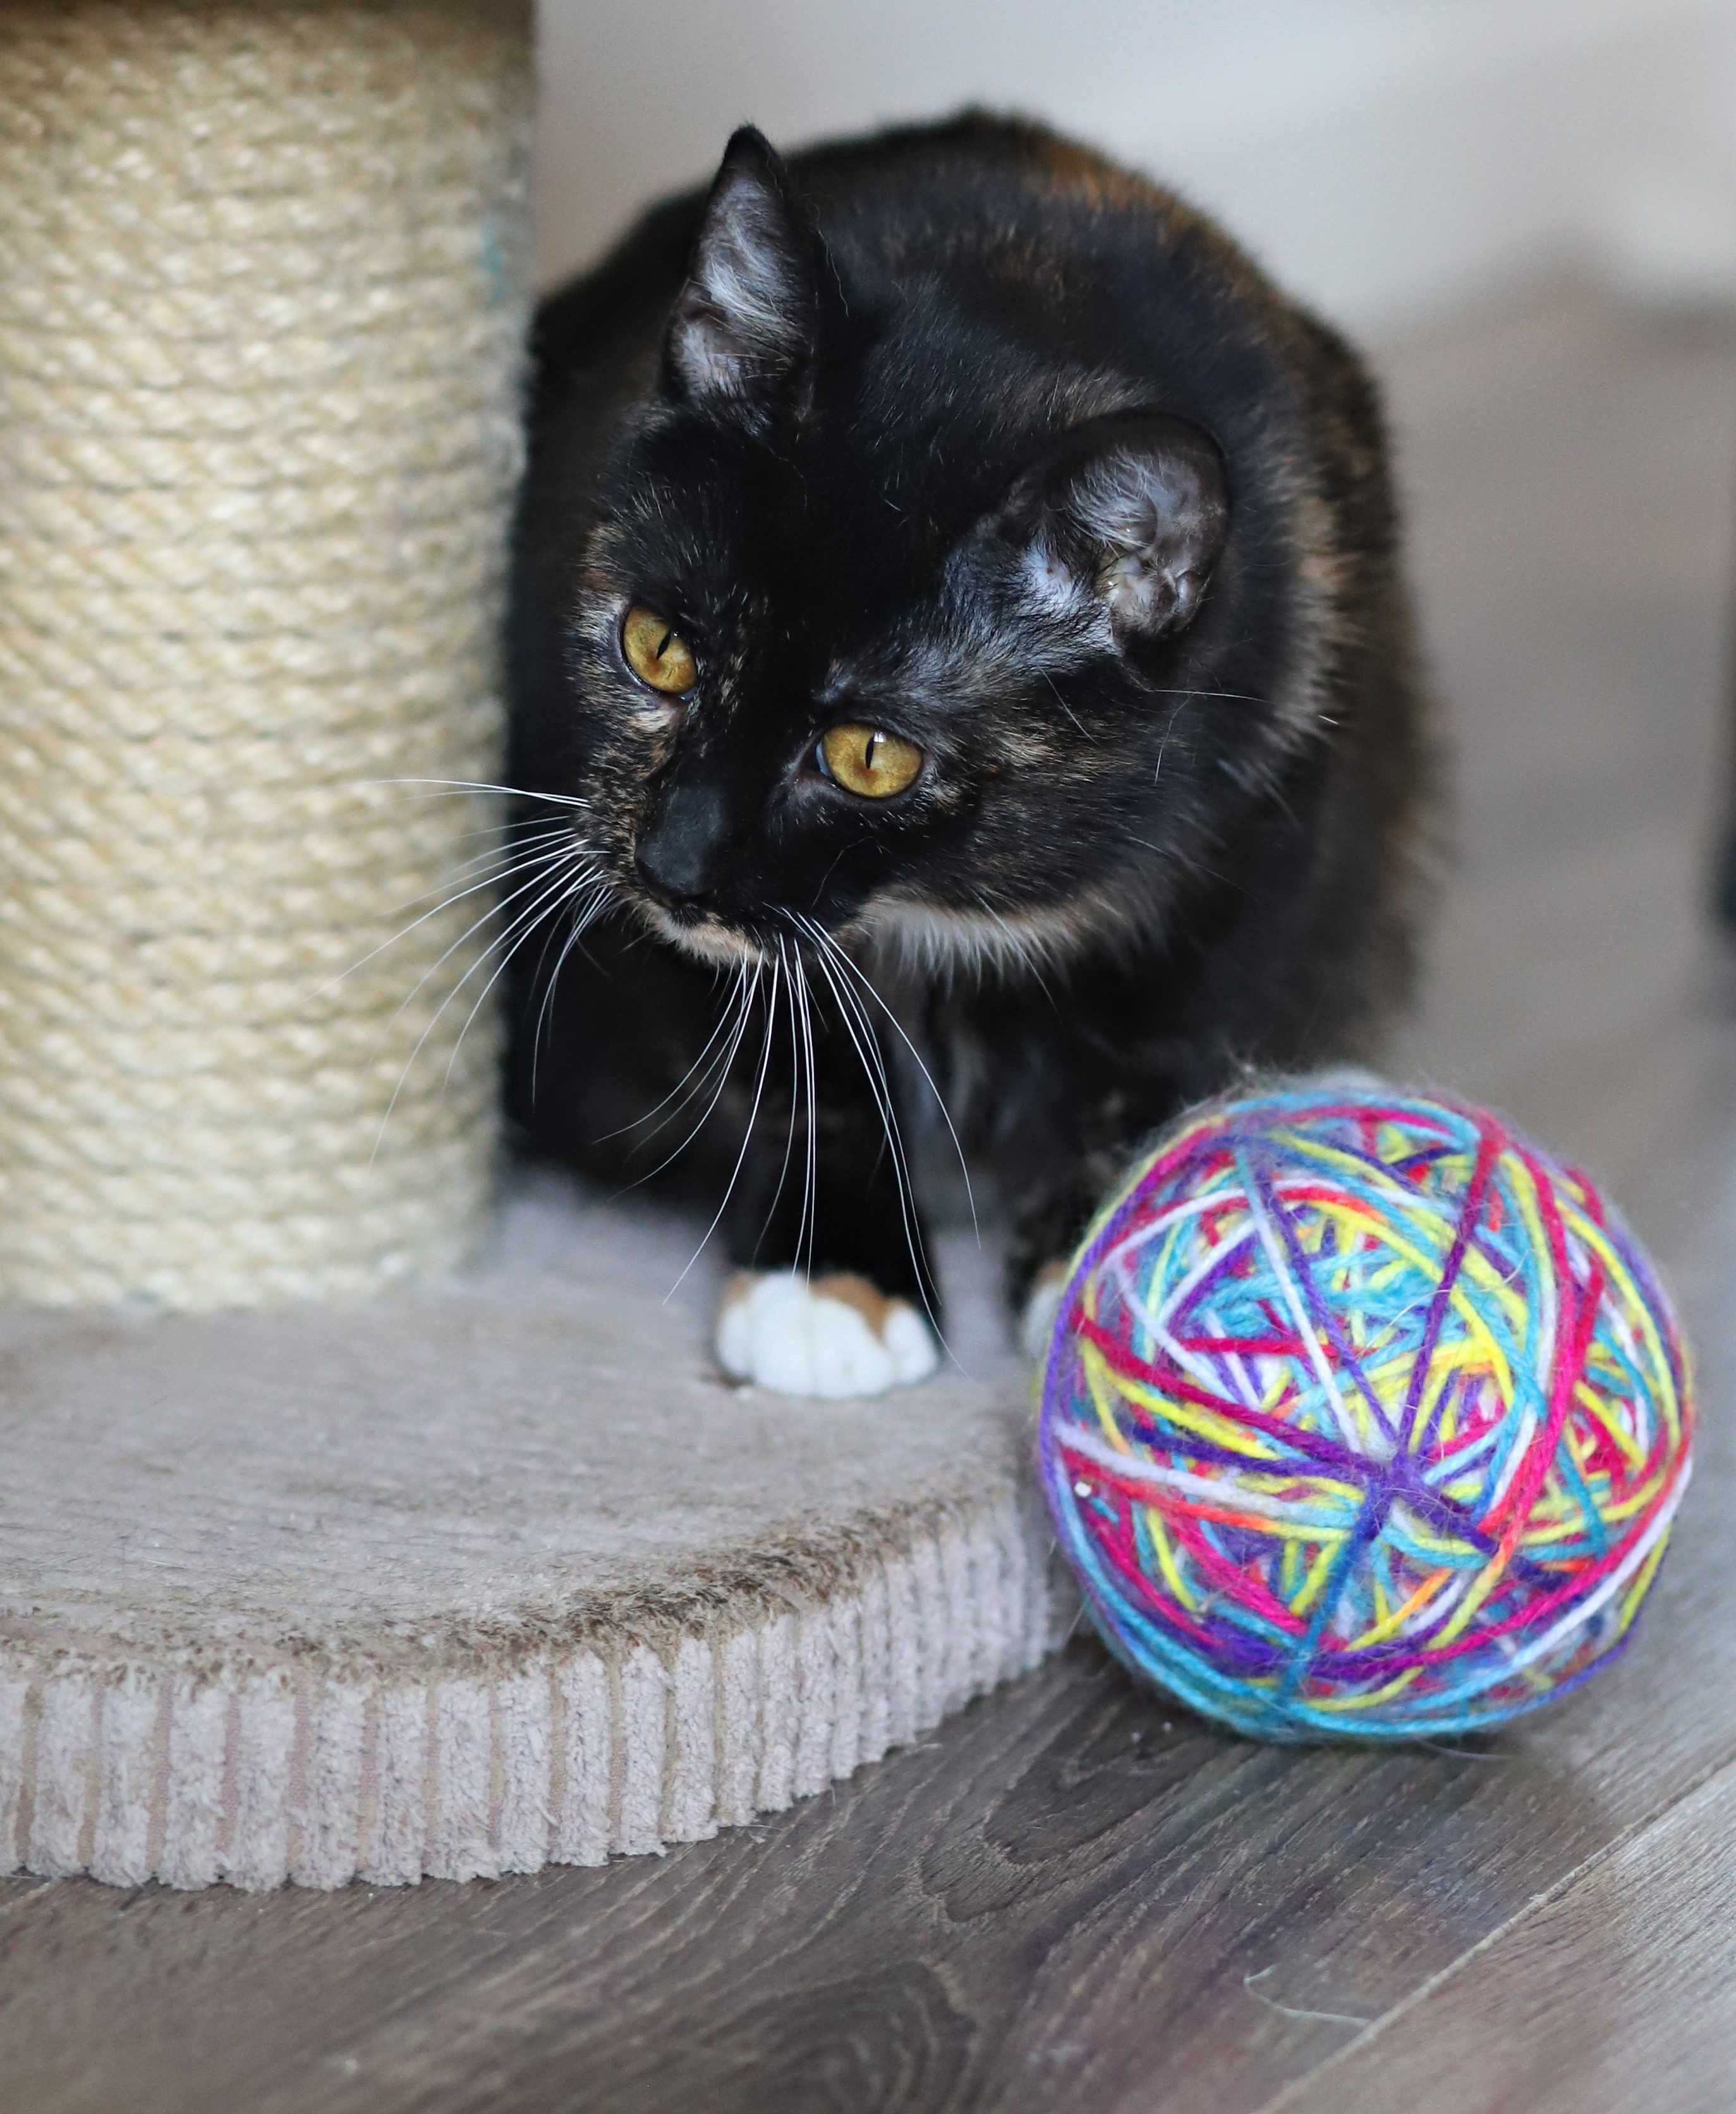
[504,113,1436,1397]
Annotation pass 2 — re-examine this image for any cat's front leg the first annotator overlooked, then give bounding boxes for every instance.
[1004,1148,1131,1365]
[713,1057,942,1400]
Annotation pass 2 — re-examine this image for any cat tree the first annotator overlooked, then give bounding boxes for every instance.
[0,0,1059,1890]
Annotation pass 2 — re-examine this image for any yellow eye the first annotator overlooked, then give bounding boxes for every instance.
[621,604,697,695]
[817,724,924,799]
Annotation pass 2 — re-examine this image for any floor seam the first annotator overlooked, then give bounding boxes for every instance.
[1249,1741,1736,2114]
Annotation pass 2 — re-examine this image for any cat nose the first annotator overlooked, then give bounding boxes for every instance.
[635,782,730,905]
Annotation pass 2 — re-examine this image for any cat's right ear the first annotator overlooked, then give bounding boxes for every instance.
[662,128,818,428]
[992,410,1229,644]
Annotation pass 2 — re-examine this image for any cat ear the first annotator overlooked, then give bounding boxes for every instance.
[664,127,818,422]
[1000,412,1229,640]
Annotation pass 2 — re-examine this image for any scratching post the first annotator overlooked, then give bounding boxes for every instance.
[0,0,533,1306]
[0,6,1069,1894]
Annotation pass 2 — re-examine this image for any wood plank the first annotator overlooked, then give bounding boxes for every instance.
[1266,1756,1736,2114]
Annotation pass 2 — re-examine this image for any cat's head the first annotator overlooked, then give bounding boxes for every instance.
[560,126,1256,977]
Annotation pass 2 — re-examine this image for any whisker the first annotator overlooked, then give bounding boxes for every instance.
[361,777,593,812]
[412,810,571,859]
[758,936,802,1264]
[792,940,819,1280]
[614,961,756,1186]
[601,956,746,1143]
[1139,685,1267,706]
[1154,696,1193,783]
[445,866,610,1091]
[796,911,978,1243]
[1040,669,1087,738]
[379,825,576,921]
[372,847,592,1160]
[528,876,617,1103]
[329,833,580,995]
[666,955,779,1299]
[368,840,585,1035]
[798,919,949,1351]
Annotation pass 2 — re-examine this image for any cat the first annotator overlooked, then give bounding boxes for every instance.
[504,112,1436,1399]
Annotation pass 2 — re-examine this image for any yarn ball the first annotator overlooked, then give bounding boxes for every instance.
[1036,1083,1694,1740]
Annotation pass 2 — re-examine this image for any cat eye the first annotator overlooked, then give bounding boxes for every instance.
[621,604,698,695]
[816,723,924,799]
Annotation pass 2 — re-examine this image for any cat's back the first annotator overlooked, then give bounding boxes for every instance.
[530,114,1365,507]
[787,113,1275,315]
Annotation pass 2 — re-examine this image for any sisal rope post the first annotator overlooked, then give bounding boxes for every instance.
[0,0,535,1306]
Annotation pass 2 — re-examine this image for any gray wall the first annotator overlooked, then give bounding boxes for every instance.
[533,0,1736,330]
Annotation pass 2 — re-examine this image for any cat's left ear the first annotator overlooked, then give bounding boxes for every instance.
[996,411,1229,640]
[663,126,819,427]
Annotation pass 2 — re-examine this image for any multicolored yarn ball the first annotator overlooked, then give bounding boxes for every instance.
[1036,1083,1694,1740]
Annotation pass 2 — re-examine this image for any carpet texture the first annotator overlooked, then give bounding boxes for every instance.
[0,1175,1066,1890]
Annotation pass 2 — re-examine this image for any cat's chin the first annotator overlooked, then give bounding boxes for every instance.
[858,897,1090,980]
[638,901,766,968]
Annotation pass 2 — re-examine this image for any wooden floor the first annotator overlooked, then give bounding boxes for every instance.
[6,281,1736,2114]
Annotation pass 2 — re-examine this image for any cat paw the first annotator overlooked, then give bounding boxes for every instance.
[716,1270,939,1399]
[1019,1260,1071,1363]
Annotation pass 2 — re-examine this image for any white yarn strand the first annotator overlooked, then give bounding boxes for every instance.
[0,1,535,1306]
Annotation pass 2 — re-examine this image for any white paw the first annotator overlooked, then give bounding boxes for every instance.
[1019,1263,1071,1364]
[715,1271,939,1399]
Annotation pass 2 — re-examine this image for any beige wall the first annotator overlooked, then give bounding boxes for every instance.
[533,0,1736,331]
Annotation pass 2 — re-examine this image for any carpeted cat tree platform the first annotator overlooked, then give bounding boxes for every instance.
[0,1,1061,1890]
[1,1196,1058,1889]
